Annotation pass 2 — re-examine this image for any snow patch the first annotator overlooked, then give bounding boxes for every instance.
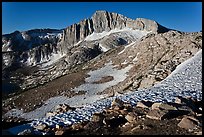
[133,52,140,63]
[73,61,133,95]
[165,49,202,79]
[118,42,136,55]
[41,53,66,67]
[85,28,150,41]
[99,43,109,52]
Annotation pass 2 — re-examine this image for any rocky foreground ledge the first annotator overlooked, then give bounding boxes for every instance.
[11,96,202,135]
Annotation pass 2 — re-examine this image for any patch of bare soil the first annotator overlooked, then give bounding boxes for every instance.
[92,76,114,84]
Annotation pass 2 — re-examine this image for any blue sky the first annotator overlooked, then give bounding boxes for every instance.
[2,2,202,34]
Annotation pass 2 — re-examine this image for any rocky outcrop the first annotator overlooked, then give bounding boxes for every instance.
[93,30,202,95]
[29,96,202,135]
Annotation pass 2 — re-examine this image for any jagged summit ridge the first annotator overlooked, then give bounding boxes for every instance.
[91,10,163,32]
[61,10,169,53]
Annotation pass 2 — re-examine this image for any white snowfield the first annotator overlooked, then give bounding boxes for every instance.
[84,28,150,41]
[73,61,133,95]
[7,49,202,135]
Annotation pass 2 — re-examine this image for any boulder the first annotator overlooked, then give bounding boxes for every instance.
[159,103,177,110]
[146,109,168,120]
[136,100,153,109]
[151,102,177,110]
[151,102,162,110]
[178,116,198,130]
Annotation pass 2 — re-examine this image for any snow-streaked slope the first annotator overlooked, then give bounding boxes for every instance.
[4,61,133,120]
[85,28,150,41]
[7,49,202,135]
[32,49,202,127]
[118,41,137,55]
[2,30,63,52]
[24,52,66,67]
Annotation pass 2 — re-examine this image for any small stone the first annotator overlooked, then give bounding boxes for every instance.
[46,112,55,117]
[91,112,104,122]
[71,123,84,130]
[123,103,133,111]
[151,103,177,111]
[122,122,130,128]
[194,131,202,135]
[131,124,149,132]
[175,97,182,104]
[56,108,63,113]
[125,112,137,123]
[55,130,64,135]
[35,123,48,130]
[55,124,61,129]
[120,109,128,115]
[113,105,121,111]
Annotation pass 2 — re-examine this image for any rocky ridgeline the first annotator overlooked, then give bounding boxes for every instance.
[15,96,202,135]
[61,10,169,53]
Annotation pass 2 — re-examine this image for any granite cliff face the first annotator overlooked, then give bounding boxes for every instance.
[60,10,169,53]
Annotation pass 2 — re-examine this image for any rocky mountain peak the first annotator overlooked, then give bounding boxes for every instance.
[91,10,169,33]
[2,10,173,94]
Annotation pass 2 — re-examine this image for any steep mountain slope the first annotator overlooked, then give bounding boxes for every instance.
[2,10,169,96]
[2,30,202,121]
